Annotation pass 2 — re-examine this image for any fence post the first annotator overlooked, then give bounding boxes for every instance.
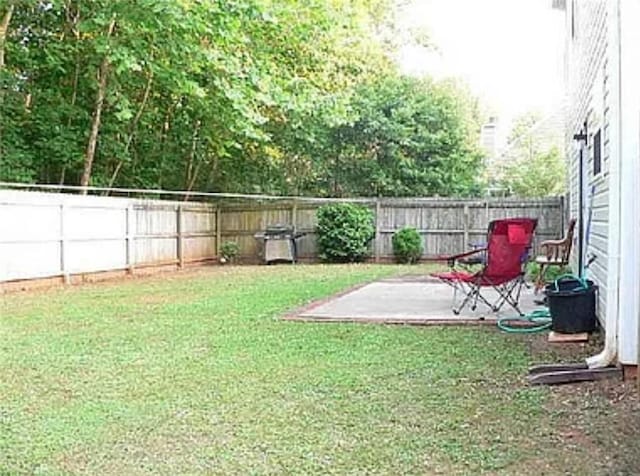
[59,203,70,284]
[291,199,298,230]
[177,205,184,268]
[463,203,470,249]
[126,204,135,274]
[215,205,222,258]
[374,198,382,262]
[559,194,566,233]
[485,199,490,227]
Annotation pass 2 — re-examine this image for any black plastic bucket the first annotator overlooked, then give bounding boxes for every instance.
[544,278,597,333]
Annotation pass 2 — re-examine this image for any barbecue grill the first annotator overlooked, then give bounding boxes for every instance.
[254,224,306,264]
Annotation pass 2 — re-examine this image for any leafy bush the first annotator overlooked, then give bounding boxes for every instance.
[220,241,240,263]
[392,227,424,264]
[316,203,375,263]
[526,262,574,284]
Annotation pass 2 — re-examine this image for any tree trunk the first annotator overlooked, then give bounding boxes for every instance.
[0,5,14,162]
[186,162,202,195]
[158,98,179,150]
[107,69,154,189]
[184,120,201,190]
[80,17,116,193]
[0,5,13,70]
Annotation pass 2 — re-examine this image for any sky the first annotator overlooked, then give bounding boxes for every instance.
[398,0,566,135]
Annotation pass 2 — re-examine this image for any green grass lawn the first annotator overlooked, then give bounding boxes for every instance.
[1,265,638,475]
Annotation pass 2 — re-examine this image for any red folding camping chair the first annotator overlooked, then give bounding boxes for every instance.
[432,218,538,316]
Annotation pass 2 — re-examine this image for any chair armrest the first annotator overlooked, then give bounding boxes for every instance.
[439,248,487,267]
[447,248,487,260]
[540,239,566,247]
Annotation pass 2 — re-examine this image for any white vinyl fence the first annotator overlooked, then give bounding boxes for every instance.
[0,190,219,282]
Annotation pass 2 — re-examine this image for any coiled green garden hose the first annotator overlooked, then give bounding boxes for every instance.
[497,274,588,334]
[497,309,552,334]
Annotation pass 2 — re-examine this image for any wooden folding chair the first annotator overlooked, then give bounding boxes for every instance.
[534,218,576,292]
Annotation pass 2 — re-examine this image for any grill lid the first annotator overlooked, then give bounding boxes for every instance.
[265,224,294,235]
[254,223,305,240]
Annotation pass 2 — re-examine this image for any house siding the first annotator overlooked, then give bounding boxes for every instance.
[565,0,610,325]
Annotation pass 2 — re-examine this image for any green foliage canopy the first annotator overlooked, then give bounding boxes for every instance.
[315,76,484,197]
[499,112,566,197]
[0,1,484,198]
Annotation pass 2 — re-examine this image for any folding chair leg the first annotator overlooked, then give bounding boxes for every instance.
[471,286,480,311]
[535,264,548,294]
[474,288,497,312]
[454,282,495,315]
[492,277,526,316]
[443,277,526,316]
[453,283,475,315]
[452,284,473,316]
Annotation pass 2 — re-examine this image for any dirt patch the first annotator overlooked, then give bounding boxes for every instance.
[523,332,640,475]
[0,262,220,296]
[525,331,604,364]
[545,380,640,475]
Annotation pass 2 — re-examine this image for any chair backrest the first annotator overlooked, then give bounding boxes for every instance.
[561,218,577,262]
[482,218,538,281]
[543,218,577,262]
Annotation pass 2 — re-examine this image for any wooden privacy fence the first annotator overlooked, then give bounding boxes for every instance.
[221,197,566,262]
[0,190,564,283]
[0,190,219,282]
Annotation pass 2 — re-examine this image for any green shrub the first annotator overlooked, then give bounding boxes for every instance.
[220,241,240,263]
[392,227,424,264]
[316,203,375,263]
[526,262,573,284]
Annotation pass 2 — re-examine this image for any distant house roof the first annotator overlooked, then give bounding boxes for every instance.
[552,0,566,10]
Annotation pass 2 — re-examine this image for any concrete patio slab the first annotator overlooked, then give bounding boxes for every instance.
[286,277,540,325]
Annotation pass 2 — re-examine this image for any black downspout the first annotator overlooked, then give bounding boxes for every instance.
[578,147,584,274]
[574,122,588,275]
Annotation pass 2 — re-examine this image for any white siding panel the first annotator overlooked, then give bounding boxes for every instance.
[565,0,610,325]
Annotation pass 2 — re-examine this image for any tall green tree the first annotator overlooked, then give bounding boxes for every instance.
[500,112,566,197]
[1,0,396,191]
[316,76,484,197]
[502,147,566,197]
[0,0,484,198]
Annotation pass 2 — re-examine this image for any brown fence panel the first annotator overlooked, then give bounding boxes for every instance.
[218,197,565,262]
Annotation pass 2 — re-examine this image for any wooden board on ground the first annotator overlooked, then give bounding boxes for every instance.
[528,367,622,385]
[528,362,588,375]
[548,331,589,343]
